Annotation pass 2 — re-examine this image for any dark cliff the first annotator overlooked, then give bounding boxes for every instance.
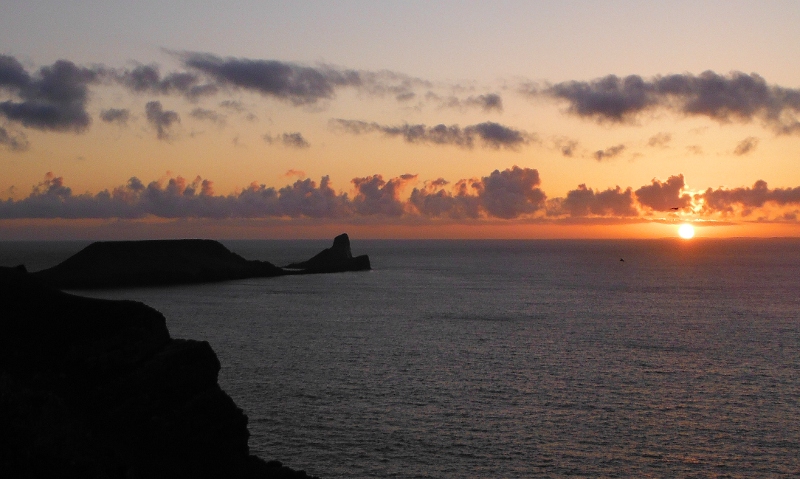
[0,265,317,479]
[285,234,370,273]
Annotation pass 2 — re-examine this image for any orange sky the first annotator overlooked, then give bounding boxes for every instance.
[2,1,800,240]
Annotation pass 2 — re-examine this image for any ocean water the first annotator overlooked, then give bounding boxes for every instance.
[2,239,800,478]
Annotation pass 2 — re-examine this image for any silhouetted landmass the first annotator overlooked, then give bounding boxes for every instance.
[285,233,371,273]
[31,235,370,289]
[0,265,319,479]
[32,239,286,289]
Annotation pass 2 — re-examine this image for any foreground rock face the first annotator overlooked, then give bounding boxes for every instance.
[0,266,318,479]
[285,234,371,273]
[32,239,286,289]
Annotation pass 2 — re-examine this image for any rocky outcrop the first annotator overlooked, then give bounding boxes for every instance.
[32,239,286,289]
[0,265,318,479]
[284,234,371,273]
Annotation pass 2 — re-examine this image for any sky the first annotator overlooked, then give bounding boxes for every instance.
[2,0,800,239]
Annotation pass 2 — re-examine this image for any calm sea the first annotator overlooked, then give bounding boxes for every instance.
[2,239,799,478]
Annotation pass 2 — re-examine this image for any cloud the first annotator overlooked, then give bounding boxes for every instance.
[408,178,482,219]
[733,136,759,156]
[99,108,131,125]
[5,169,800,224]
[478,166,546,218]
[699,180,800,215]
[351,174,418,216]
[145,101,180,140]
[284,169,306,178]
[553,137,579,157]
[634,174,691,211]
[467,93,503,112]
[330,119,533,149]
[554,184,637,217]
[687,144,703,155]
[647,132,672,148]
[189,108,226,125]
[272,177,351,218]
[0,168,540,220]
[352,69,431,101]
[263,132,310,148]
[542,71,800,134]
[108,64,217,99]
[431,92,504,112]
[181,52,361,106]
[0,56,95,132]
[593,144,625,161]
[0,126,29,151]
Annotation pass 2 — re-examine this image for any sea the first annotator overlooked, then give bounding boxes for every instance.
[2,238,799,478]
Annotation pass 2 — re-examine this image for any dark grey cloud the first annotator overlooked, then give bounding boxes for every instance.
[593,144,625,161]
[263,132,311,148]
[555,184,637,217]
[634,174,691,211]
[478,166,546,218]
[351,174,418,216]
[177,52,438,105]
[0,56,95,132]
[145,101,180,140]
[330,119,532,149]
[0,55,30,88]
[468,93,503,112]
[542,71,800,134]
[408,167,546,219]
[99,108,131,125]
[181,52,361,105]
[0,127,29,151]
[733,136,759,156]
[109,64,217,99]
[281,132,309,148]
[408,179,481,219]
[647,132,672,148]
[699,180,800,215]
[189,108,225,125]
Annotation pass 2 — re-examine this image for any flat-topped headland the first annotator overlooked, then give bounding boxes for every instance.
[32,233,370,289]
[0,265,318,478]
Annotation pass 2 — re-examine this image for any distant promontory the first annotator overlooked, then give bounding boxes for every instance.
[33,233,370,289]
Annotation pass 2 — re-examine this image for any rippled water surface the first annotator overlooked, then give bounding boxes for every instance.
[4,239,800,477]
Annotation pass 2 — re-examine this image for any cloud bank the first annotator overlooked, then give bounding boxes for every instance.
[4,168,799,223]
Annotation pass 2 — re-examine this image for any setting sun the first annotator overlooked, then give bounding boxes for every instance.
[678,224,695,239]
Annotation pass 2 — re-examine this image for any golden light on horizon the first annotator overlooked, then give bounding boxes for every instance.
[678,223,695,239]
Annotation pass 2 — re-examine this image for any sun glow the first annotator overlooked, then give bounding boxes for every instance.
[678,223,695,239]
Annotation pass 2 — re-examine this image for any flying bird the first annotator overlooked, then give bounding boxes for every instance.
[670,207,680,210]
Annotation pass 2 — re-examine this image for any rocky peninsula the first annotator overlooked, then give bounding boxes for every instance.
[33,233,370,289]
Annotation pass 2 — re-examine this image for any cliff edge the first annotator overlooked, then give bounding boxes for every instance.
[0,265,318,479]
